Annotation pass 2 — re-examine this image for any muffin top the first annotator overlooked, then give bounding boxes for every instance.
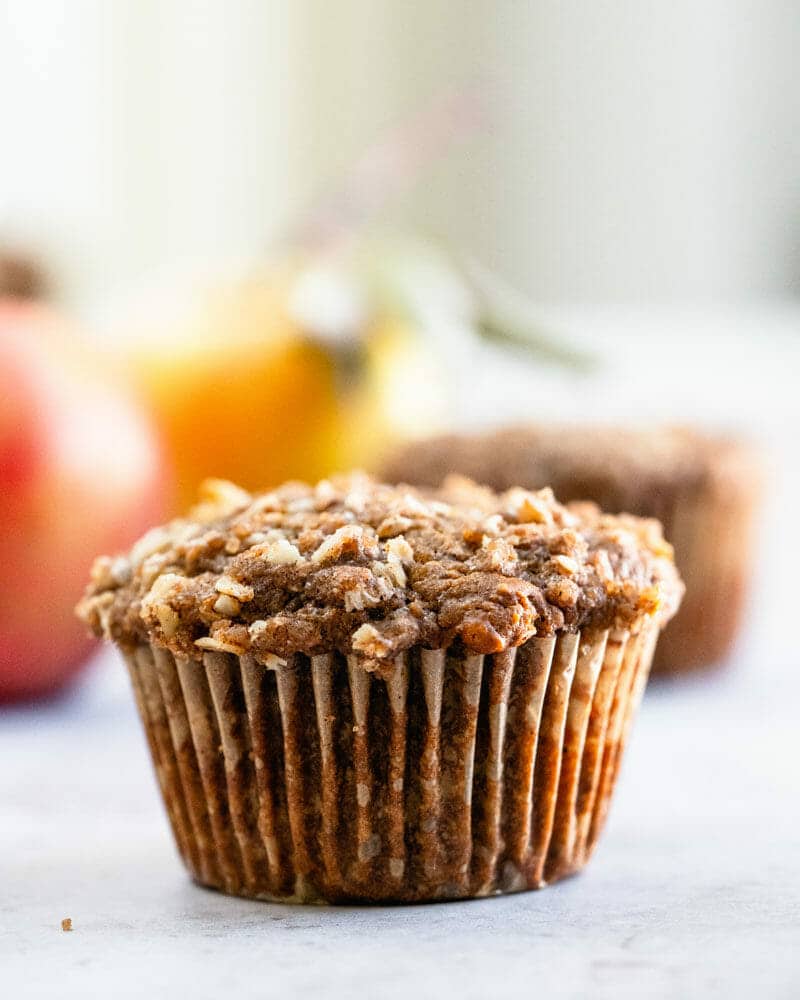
[381,425,762,520]
[77,473,683,667]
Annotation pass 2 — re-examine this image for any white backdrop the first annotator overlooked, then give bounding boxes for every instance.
[1,0,799,316]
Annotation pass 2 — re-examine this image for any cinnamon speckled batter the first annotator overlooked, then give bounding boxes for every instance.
[77,473,682,668]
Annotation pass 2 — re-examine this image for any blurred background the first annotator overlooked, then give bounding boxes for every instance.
[1,1,799,701]
[2,0,800,307]
[2,6,800,994]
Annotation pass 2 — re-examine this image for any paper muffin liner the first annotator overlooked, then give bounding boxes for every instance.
[122,622,659,904]
[652,481,759,675]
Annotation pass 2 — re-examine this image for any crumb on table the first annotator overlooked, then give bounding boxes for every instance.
[61,917,72,932]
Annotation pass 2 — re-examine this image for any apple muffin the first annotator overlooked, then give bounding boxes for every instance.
[383,426,761,676]
[77,473,682,903]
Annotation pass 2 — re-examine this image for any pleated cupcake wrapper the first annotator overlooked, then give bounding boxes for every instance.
[123,622,658,904]
[653,481,759,674]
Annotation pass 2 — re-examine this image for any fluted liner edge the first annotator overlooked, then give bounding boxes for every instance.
[124,624,658,904]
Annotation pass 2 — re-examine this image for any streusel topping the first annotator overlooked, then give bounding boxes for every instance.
[77,473,683,666]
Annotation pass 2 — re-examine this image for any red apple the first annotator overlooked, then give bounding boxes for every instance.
[0,301,167,701]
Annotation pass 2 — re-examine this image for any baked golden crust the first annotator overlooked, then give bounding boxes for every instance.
[77,473,683,666]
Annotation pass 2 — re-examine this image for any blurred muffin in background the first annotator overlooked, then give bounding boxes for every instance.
[0,249,48,300]
[382,425,763,676]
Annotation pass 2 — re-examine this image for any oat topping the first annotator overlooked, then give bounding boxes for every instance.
[77,473,683,666]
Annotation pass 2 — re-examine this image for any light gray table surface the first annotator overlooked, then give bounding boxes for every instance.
[3,627,798,1000]
[3,314,799,998]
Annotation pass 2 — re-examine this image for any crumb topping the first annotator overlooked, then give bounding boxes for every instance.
[77,473,683,667]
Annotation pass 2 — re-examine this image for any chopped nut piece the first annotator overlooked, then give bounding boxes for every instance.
[376,535,414,587]
[398,493,431,518]
[482,514,505,536]
[591,550,614,582]
[428,500,452,516]
[551,554,579,576]
[262,652,288,669]
[157,604,180,639]
[89,556,114,589]
[247,492,281,515]
[385,535,413,563]
[140,573,186,638]
[215,576,255,601]
[248,620,268,639]
[249,536,303,566]
[344,585,382,611]
[61,917,72,932]
[351,623,392,658]
[552,528,582,556]
[376,514,413,538]
[315,479,337,506]
[129,526,173,566]
[546,578,580,607]
[191,478,252,522]
[311,524,373,564]
[213,593,241,617]
[90,555,132,590]
[506,488,553,525]
[288,495,316,513]
[376,559,405,589]
[242,531,268,547]
[89,592,116,637]
[138,552,172,590]
[194,635,244,654]
[481,536,518,572]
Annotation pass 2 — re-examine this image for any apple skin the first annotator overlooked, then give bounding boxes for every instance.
[0,301,168,702]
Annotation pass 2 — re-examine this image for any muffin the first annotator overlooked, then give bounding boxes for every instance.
[382,426,761,676]
[77,473,682,903]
